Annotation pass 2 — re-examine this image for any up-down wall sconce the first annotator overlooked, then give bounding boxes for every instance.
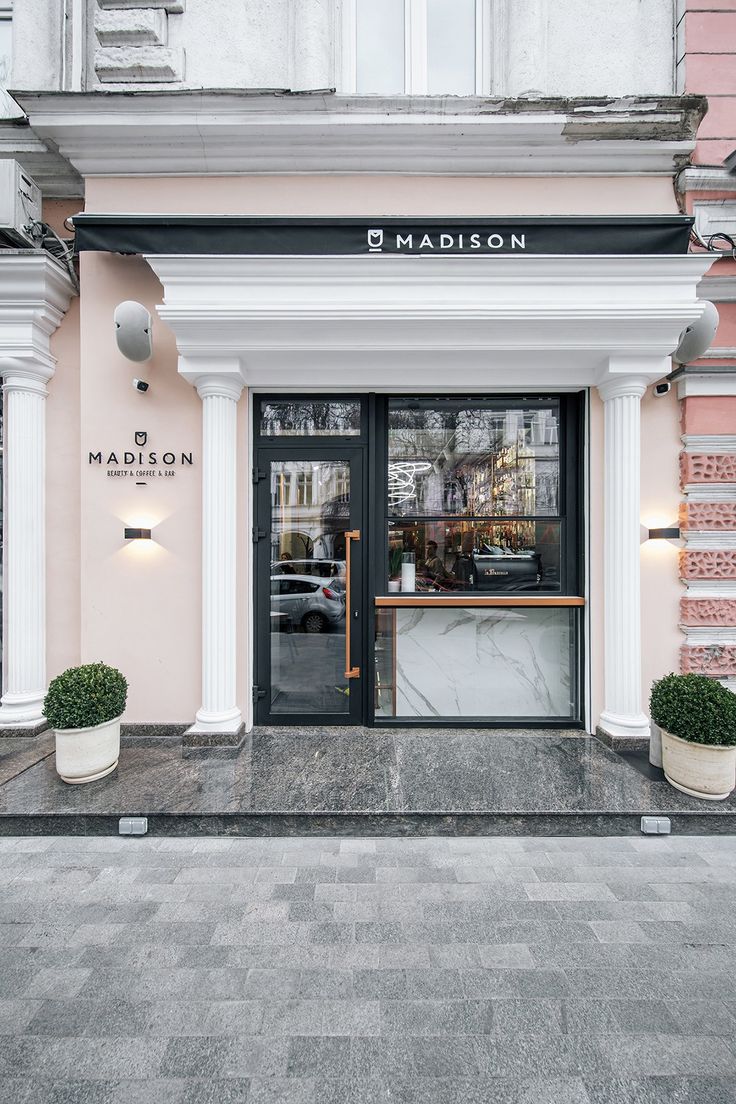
[648,527,680,541]
[124,527,152,541]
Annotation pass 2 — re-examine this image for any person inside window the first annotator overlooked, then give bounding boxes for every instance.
[423,540,447,582]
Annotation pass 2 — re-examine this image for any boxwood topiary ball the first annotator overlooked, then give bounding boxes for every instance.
[43,662,128,731]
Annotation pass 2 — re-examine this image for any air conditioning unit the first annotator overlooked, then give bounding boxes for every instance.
[0,160,42,247]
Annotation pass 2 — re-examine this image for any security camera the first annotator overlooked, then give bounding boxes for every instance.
[673,301,719,365]
[132,379,149,393]
[114,301,153,363]
[653,381,671,398]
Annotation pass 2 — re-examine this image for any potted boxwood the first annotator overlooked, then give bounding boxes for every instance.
[650,673,736,801]
[43,662,128,785]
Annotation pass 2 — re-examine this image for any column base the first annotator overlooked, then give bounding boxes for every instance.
[0,693,48,735]
[183,721,245,751]
[597,710,651,752]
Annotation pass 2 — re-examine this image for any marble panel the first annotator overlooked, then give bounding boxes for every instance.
[392,607,576,719]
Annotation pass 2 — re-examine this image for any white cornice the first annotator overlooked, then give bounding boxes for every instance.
[678,167,736,194]
[144,252,711,389]
[13,91,703,177]
[0,251,77,373]
[697,276,736,303]
[675,369,736,398]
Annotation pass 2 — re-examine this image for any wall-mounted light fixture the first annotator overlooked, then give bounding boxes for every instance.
[648,527,680,541]
[124,527,152,541]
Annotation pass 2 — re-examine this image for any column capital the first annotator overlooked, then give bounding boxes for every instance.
[0,357,53,396]
[178,354,245,402]
[597,376,650,403]
[195,375,244,403]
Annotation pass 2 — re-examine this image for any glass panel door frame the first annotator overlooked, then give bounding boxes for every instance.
[254,444,368,726]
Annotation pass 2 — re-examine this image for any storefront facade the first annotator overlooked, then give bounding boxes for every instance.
[0,186,707,747]
[2,0,733,752]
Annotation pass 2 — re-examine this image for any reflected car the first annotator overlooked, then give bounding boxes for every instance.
[271,559,345,582]
[270,574,345,633]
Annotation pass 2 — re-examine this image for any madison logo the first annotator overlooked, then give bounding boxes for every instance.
[367,228,527,253]
[89,430,193,468]
[367,229,384,253]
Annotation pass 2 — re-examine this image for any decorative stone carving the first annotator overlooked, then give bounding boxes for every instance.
[679,501,736,531]
[680,550,736,579]
[680,452,736,487]
[95,8,167,46]
[95,0,184,83]
[681,598,736,626]
[681,645,736,676]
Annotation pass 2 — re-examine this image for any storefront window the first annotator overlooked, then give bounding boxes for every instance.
[386,399,563,593]
[260,400,361,437]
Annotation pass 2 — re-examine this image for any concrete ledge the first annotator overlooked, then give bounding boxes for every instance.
[2,810,736,838]
[121,724,188,741]
[595,725,650,754]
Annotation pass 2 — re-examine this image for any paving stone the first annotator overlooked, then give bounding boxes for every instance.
[353,969,407,999]
[583,1076,736,1103]
[381,999,495,1035]
[4,835,736,1100]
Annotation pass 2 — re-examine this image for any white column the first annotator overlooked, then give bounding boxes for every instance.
[189,374,244,733]
[597,374,650,741]
[0,364,52,727]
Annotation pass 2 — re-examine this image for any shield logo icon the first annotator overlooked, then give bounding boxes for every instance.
[135,431,147,447]
[367,229,383,252]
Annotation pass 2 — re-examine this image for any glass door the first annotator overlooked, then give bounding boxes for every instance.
[254,449,364,725]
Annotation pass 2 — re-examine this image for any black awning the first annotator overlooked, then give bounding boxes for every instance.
[73,214,694,257]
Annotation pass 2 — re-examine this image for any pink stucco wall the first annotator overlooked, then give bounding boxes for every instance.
[85,175,679,218]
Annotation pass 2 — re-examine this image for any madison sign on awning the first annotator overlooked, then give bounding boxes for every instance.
[73,215,694,257]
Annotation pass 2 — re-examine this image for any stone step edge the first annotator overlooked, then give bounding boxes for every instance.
[1,811,734,838]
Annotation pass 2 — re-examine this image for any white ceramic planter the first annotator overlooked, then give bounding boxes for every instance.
[54,716,121,785]
[660,727,736,802]
[649,723,663,769]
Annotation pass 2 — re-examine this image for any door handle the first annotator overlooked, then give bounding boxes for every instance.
[344,529,360,680]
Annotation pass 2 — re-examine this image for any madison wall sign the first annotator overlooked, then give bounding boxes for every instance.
[88,431,194,484]
[73,215,695,257]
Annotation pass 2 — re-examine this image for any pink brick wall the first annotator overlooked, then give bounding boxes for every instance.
[679,1,736,162]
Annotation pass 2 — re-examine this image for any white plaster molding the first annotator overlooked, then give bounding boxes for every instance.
[597,368,651,741]
[676,373,736,399]
[678,167,736,194]
[697,277,736,304]
[182,361,244,734]
[0,252,76,728]
[17,92,701,176]
[682,627,736,646]
[684,580,736,598]
[698,348,736,360]
[694,201,736,244]
[683,485,736,502]
[682,435,736,453]
[145,253,711,390]
[685,533,736,550]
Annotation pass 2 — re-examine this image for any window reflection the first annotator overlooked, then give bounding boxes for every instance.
[389,520,561,593]
[388,401,559,517]
[260,400,361,437]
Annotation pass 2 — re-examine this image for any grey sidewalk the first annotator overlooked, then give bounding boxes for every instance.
[2,834,736,1103]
